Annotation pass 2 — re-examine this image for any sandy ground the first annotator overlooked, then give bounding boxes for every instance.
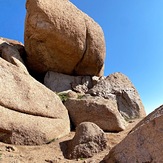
[0,119,142,163]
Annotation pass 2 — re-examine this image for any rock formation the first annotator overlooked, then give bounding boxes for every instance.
[102,105,163,163]
[0,0,155,162]
[24,0,105,76]
[44,71,146,132]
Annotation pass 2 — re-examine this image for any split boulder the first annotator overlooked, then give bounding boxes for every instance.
[25,0,105,76]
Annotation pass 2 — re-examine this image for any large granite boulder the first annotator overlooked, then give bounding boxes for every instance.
[89,72,146,120]
[64,95,127,132]
[102,105,163,163]
[0,52,70,145]
[24,0,105,76]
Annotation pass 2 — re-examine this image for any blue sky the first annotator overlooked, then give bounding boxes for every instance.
[0,0,163,114]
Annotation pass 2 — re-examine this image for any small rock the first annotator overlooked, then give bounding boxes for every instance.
[67,122,107,159]
[5,146,15,152]
[67,91,78,99]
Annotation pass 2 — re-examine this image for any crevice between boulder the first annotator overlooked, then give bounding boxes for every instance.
[0,103,58,119]
[74,28,88,74]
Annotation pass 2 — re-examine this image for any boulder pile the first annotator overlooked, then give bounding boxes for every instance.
[3,0,163,162]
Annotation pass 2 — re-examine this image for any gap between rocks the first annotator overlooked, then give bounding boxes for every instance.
[74,27,88,74]
[0,103,58,119]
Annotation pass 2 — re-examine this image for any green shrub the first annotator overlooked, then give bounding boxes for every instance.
[57,93,68,102]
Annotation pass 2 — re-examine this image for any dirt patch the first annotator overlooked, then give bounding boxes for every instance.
[0,119,141,163]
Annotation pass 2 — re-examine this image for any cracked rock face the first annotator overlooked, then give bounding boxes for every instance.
[88,72,146,119]
[24,0,105,76]
[102,105,163,163]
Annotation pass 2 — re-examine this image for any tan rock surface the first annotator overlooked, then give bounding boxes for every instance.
[103,105,163,163]
[0,57,70,145]
[131,104,163,132]
[0,105,69,145]
[0,58,63,118]
[64,96,127,131]
[25,0,105,76]
[89,72,146,119]
[67,122,107,159]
